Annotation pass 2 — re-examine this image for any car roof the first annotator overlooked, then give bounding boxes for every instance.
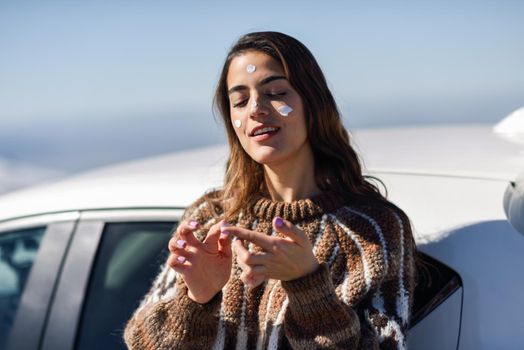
[352,123,523,181]
[0,123,522,223]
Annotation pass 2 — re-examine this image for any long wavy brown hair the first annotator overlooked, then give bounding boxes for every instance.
[213,31,388,219]
[211,31,423,289]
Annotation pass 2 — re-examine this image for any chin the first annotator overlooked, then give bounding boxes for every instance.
[247,149,283,165]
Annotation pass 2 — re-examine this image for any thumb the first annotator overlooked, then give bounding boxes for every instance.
[218,222,233,257]
[203,220,222,246]
[272,217,308,245]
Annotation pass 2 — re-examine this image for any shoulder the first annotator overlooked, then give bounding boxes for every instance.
[330,199,415,264]
[329,199,417,291]
[331,199,410,234]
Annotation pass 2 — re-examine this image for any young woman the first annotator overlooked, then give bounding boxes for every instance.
[124,31,417,350]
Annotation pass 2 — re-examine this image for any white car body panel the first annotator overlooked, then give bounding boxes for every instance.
[408,289,462,349]
[1,123,523,349]
[0,124,522,222]
[354,124,524,181]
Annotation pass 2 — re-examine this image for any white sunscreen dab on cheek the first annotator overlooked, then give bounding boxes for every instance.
[234,119,242,128]
[246,64,256,73]
[277,105,293,117]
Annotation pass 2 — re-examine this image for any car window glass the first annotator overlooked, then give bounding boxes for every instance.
[75,222,175,350]
[0,227,46,350]
[411,252,462,327]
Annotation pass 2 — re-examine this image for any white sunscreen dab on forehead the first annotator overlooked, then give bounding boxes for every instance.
[246,64,256,73]
[234,119,242,128]
[277,105,293,117]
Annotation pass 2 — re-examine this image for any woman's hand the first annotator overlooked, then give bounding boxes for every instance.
[167,220,232,304]
[224,217,319,288]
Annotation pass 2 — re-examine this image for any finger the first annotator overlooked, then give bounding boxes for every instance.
[227,226,274,252]
[242,264,268,278]
[203,220,226,246]
[233,239,256,272]
[246,251,271,265]
[236,255,250,272]
[232,237,249,259]
[175,220,199,237]
[168,236,188,253]
[218,229,233,257]
[168,244,193,259]
[167,253,189,271]
[240,270,266,288]
[168,236,198,256]
[178,222,201,247]
[273,216,308,245]
[236,249,270,266]
[249,264,268,277]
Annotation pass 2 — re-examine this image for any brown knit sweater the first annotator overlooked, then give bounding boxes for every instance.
[124,190,416,349]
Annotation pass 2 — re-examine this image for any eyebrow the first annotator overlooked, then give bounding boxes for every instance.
[227,75,287,95]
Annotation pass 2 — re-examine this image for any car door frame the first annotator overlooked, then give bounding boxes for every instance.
[3,212,79,350]
[40,208,183,350]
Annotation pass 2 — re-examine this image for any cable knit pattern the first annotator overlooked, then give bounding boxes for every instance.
[124,190,416,349]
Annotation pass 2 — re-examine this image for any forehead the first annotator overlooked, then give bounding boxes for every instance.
[226,51,285,87]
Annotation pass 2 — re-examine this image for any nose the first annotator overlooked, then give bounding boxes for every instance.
[249,95,269,119]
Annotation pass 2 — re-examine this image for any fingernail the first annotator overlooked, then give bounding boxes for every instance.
[176,239,186,248]
[177,256,186,263]
[220,222,230,235]
[275,217,284,228]
[189,221,198,229]
[232,236,239,242]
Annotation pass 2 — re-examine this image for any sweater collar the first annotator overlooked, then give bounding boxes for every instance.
[252,191,345,222]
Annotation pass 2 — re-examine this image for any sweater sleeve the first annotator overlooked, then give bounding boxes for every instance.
[123,282,222,349]
[281,205,416,350]
[281,263,362,349]
[123,190,225,350]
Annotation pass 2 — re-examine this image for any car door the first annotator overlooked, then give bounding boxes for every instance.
[1,213,78,350]
[40,209,181,350]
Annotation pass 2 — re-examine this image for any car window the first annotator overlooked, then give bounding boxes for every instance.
[0,227,46,350]
[75,221,175,350]
[411,251,462,327]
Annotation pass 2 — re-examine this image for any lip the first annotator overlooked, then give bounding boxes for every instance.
[249,124,280,137]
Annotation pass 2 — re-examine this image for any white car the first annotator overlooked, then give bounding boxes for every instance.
[0,115,523,349]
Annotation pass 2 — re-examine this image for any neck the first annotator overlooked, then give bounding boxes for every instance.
[263,148,320,202]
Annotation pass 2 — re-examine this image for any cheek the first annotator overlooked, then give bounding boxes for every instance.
[290,105,309,141]
[230,110,244,129]
[233,126,251,155]
[230,113,248,143]
[275,93,304,119]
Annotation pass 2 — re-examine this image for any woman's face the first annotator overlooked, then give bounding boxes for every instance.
[226,51,311,167]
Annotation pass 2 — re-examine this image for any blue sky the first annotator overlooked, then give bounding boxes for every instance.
[0,1,523,171]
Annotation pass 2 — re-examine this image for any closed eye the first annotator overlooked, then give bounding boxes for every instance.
[266,92,286,98]
[233,99,248,108]
[232,91,286,108]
